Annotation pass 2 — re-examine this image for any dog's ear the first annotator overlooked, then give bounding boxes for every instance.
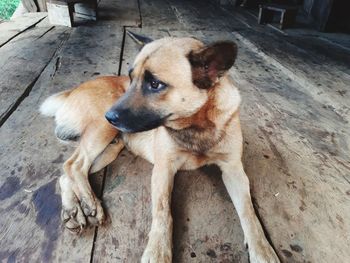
[127,31,153,47]
[188,41,237,89]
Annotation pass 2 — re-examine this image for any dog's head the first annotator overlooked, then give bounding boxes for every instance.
[105,31,237,133]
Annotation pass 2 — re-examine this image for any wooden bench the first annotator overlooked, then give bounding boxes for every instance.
[258,3,298,30]
[47,0,97,27]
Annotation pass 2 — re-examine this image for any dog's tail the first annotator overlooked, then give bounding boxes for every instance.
[40,90,71,117]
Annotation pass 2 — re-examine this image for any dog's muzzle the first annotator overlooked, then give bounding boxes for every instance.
[105,109,133,133]
[105,108,167,133]
[105,110,120,126]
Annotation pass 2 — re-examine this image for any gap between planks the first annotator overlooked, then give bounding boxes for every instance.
[0,27,71,127]
[89,24,141,262]
[0,15,47,48]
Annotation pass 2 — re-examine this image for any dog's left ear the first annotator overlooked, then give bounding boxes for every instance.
[188,41,237,89]
[127,31,154,47]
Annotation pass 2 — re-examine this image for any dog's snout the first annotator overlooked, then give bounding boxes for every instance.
[105,110,120,124]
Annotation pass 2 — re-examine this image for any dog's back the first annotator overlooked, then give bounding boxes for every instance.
[40,76,129,142]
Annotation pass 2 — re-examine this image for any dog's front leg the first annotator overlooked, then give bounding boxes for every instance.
[141,162,177,263]
[219,160,280,263]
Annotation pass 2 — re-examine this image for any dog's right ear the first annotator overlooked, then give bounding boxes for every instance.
[127,31,153,47]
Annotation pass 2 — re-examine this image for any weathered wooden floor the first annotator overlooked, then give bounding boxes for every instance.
[0,0,349,262]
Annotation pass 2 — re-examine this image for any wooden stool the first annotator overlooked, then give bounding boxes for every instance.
[258,3,298,30]
[47,0,97,27]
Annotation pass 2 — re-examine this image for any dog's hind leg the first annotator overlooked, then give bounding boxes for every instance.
[218,160,280,263]
[61,122,118,231]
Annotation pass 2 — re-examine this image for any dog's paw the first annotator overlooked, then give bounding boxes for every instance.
[61,201,86,234]
[80,197,105,226]
[248,240,280,263]
[59,175,105,233]
[141,232,172,263]
[141,247,172,263]
[61,193,105,233]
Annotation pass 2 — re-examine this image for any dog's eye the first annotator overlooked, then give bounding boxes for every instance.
[148,79,166,91]
[143,70,167,93]
[151,80,160,89]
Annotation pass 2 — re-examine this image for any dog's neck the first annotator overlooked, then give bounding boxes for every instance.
[165,77,240,154]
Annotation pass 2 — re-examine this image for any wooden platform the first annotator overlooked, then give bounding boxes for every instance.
[0,0,349,262]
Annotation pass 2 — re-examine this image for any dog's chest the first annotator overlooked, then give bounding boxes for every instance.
[121,131,156,164]
[166,125,224,154]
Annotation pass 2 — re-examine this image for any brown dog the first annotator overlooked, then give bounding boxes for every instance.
[40,32,280,262]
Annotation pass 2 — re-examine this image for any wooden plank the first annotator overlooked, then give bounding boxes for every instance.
[91,28,171,263]
[0,12,125,262]
[0,12,47,47]
[139,0,182,30]
[222,8,350,120]
[233,36,350,263]
[231,31,350,263]
[232,32,350,163]
[91,150,153,262]
[0,18,69,127]
[167,29,350,262]
[234,30,350,123]
[286,29,350,51]
[172,167,248,262]
[166,0,243,31]
[98,0,141,27]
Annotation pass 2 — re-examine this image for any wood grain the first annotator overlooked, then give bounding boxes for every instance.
[0,2,126,262]
[0,18,67,126]
[0,12,46,47]
[98,0,141,27]
[0,0,349,262]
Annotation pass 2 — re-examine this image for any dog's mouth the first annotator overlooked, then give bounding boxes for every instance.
[107,120,134,133]
[105,109,172,133]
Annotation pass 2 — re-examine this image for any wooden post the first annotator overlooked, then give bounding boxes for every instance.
[47,0,73,27]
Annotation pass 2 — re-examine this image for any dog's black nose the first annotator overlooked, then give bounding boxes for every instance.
[105,110,120,124]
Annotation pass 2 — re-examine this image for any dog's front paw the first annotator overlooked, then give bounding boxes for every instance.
[141,232,172,263]
[248,240,280,263]
[80,197,105,226]
[63,194,105,233]
[60,175,105,233]
[61,199,86,233]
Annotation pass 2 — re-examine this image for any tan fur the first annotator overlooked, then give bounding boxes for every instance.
[41,37,280,262]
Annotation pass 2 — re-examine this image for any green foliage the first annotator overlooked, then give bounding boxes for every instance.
[0,0,20,20]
